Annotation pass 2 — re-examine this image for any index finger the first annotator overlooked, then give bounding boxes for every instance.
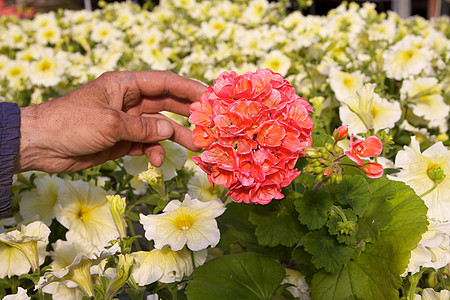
[135,71,208,103]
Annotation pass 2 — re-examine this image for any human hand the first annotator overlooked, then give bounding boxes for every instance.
[15,71,207,173]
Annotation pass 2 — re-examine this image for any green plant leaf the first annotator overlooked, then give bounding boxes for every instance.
[312,133,334,147]
[310,178,429,300]
[295,190,333,230]
[356,179,395,242]
[303,228,356,273]
[335,175,371,216]
[249,191,308,247]
[185,252,286,300]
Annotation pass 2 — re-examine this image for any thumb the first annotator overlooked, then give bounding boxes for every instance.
[117,112,174,143]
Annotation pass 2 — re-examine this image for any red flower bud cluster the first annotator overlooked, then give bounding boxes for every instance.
[189,69,313,204]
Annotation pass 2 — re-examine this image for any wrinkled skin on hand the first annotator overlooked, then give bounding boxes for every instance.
[15,71,207,173]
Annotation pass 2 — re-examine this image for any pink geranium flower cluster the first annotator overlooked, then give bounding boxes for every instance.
[189,69,313,204]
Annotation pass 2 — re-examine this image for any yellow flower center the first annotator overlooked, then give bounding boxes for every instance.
[9,67,22,77]
[401,50,413,61]
[343,77,352,88]
[38,59,52,72]
[174,210,194,231]
[44,30,55,39]
[77,204,91,221]
[370,105,377,118]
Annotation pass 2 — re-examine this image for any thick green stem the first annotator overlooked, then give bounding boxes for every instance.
[408,268,425,300]
[332,205,348,223]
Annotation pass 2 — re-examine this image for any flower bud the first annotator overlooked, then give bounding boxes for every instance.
[106,195,128,239]
[325,143,333,152]
[303,148,321,158]
[333,125,348,141]
[313,166,324,174]
[360,163,384,178]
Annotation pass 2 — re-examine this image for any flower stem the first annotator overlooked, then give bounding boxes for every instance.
[407,268,425,300]
[419,182,438,198]
[332,205,348,223]
[126,219,141,251]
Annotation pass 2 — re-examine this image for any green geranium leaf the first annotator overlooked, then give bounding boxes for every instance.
[312,133,334,147]
[327,208,358,245]
[217,202,258,252]
[335,175,371,216]
[304,228,356,273]
[295,190,333,230]
[311,178,428,300]
[185,252,285,300]
[356,179,395,242]
[249,191,308,247]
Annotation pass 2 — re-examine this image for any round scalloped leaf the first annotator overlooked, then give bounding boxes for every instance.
[295,190,333,230]
[310,178,428,300]
[186,252,285,300]
[335,175,371,216]
[249,191,308,247]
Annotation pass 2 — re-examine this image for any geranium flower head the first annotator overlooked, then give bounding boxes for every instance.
[189,69,313,205]
[345,134,383,166]
[140,195,225,251]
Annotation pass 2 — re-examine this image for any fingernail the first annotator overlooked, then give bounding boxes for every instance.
[157,119,173,137]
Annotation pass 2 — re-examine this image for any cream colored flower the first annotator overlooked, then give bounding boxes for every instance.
[90,21,123,44]
[131,247,207,285]
[329,68,365,102]
[140,195,225,251]
[340,88,401,135]
[123,140,187,182]
[415,289,450,300]
[388,137,450,221]
[2,287,30,300]
[19,175,63,226]
[244,0,269,24]
[54,180,119,248]
[0,221,50,273]
[341,83,377,132]
[37,240,118,298]
[383,34,433,80]
[401,77,449,132]
[29,50,68,87]
[259,50,291,76]
[282,268,311,300]
[0,243,33,278]
[187,166,219,202]
[402,220,450,275]
[36,25,61,45]
[3,60,28,89]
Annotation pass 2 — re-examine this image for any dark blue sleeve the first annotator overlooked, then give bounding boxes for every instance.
[0,103,20,218]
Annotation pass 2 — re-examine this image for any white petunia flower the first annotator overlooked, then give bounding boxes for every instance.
[367,19,397,42]
[54,180,119,248]
[402,220,450,276]
[131,247,207,285]
[140,195,226,251]
[90,21,123,44]
[0,221,50,273]
[258,50,291,77]
[123,140,188,181]
[329,68,365,102]
[2,60,29,89]
[37,239,119,298]
[341,83,377,132]
[2,287,30,300]
[244,0,269,24]
[383,34,433,80]
[340,88,401,135]
[36,25,61,45]
[388,137,450,221]
[0,243,33,278]
[414,289,450,300]
[187,166,219,202]
[400,77,449,132]
[19,175,63,226]
[282,268,311,300]
[29,50,68,87]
